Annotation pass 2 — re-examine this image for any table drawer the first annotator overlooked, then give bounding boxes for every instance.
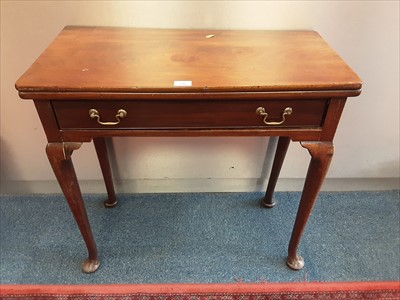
[52,99,327,130]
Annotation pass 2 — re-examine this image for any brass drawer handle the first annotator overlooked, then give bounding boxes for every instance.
[89,109,127,126]
[255,107,293,126]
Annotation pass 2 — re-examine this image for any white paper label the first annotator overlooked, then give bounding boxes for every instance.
[174,80,192,87]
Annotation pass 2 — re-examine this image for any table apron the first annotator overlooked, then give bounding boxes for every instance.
[59,128,323,142]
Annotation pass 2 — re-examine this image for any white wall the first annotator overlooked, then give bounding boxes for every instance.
[1,1,399,193]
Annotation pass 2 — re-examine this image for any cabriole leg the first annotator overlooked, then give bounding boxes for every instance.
[286,142,334,270]
[93,137,118,208]
[46,142,100,273]
[261,136,290,208]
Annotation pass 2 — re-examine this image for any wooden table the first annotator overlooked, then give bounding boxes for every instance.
[15,26,362,273]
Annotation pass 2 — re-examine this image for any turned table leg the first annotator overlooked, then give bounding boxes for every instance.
[93,137,118,208]
[261,136,291,208]
[46,142,100,273]
[286,141,334,270]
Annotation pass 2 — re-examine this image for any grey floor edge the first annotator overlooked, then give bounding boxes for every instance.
[1,178,399,195]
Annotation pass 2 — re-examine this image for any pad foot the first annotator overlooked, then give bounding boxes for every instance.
[82,258,100,273]
[286,255,305,270]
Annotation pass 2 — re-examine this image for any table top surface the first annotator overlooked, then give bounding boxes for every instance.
[16,26,361,95]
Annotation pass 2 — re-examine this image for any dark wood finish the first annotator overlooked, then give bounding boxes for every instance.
[93,138,118,208]
[320,98,347,141]
[261,136,291,208]
[46,143,100,273]
[60,128,324,142]
[287,142,334,270]
[52,99,327,130]
[15,26,362,273]
[34,101,63,142]
[15,27,361,94]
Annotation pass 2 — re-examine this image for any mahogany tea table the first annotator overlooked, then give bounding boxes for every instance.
[15,26,362,273]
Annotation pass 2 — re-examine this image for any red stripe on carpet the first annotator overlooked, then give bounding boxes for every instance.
[1,281,399,295]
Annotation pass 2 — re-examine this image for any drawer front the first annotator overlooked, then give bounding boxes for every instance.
[52,99,327,130]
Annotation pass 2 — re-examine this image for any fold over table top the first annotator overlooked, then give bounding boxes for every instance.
[16,26,362,97]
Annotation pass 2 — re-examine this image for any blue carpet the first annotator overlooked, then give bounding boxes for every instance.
[0,191,399,284]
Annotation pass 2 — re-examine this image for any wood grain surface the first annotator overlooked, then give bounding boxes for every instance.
[15,26,362,94]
